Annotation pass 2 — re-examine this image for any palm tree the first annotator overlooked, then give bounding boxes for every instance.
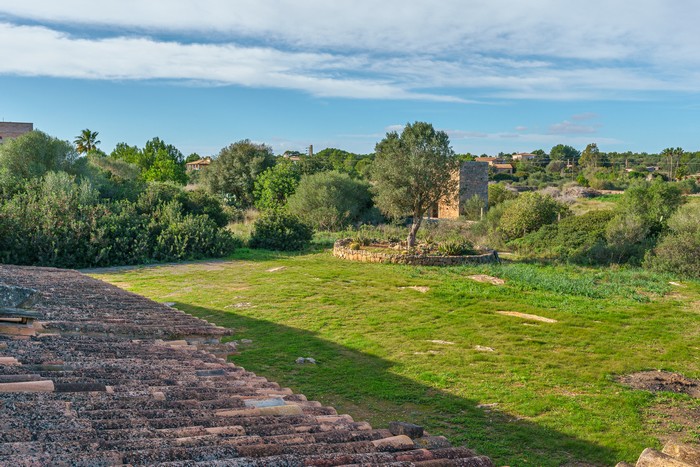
[74,129,101,154]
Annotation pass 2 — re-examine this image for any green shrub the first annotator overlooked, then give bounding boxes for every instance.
[604,214,651,264]
[249,211,313,251]
[286,171,373,230]
[182,189,229,228]
[153,213,237,261]
[437,240,476,256]
[510,210,614,263]
[645,203,700,277]
[488,183,518,208]
[253,161,301,211]
[497,192,569,242]
[351,225,375,246]
[0,172,237,268]
[462,194,486,221]
[674,178,700,195]
[616,180,683,235]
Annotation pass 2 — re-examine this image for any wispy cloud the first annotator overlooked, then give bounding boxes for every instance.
[1,1,700,101]
[0,22,465,102]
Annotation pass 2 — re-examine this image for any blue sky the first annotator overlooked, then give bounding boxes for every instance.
[1,1,700,156]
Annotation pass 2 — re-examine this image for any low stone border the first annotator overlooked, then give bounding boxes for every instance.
[333,239,499,266]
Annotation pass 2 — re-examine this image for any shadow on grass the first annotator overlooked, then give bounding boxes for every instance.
[179,302,620,467]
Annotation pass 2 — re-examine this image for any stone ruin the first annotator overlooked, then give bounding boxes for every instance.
[435,161,489,219]
[0,265,493,466]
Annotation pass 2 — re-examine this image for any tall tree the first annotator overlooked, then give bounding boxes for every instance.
[371,122,459,247]
[549,144,580,162]
[0,131,78,197]
[203,139,275,208]
[661,147,684,180]
[74,129,101,155]
[580,143,602,168]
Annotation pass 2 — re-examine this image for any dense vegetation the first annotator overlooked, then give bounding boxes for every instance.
[0,131,237,268]
[2,124,700,275]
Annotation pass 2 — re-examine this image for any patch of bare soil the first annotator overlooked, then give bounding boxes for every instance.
[468,274,505,286]
[618,371,700,398]
[644,400,700,447]
[399,286,430,293]
[496,311,558,323]
[266,266,286,272]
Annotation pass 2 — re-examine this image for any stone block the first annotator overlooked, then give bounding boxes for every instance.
[663,441,700,466]
[372,434,415,451]
[636,448,694,467]
[0,380,54,392]
[389,421,424,439]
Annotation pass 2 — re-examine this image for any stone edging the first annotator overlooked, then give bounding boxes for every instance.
[333,239,499,266]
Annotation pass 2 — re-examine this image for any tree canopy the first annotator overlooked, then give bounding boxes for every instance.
[371,121,459,247]
[549,144,580,161]
[0,130,79,197]
[74,129,101,155]
[109,137,187,185]
[203,139,275,208]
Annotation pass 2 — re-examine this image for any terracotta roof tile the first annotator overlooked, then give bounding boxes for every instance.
[0,265,493,466]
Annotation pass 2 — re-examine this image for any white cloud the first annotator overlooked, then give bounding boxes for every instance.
[0,22,465,102]
[549,121,599,135]
[1,1,700,100]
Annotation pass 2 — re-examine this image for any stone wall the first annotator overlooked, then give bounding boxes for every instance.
[0,122,33,142]
[333,239,498,266]
[438,161,489,219]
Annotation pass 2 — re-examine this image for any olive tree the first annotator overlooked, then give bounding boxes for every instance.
[371,122,459,247]
[204,140,275,208]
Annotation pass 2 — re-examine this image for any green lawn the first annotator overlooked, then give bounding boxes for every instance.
[90,249,700,466]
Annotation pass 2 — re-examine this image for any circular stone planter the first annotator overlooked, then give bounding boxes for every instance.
[333,238,499,266]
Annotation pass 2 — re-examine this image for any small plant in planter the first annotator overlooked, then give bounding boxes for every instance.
[437,240,476,256]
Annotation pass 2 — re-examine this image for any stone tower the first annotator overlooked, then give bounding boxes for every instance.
[436,161,488,218]
[0,122,33,144]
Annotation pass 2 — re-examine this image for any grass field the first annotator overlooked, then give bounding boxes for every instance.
[90,249,700,466]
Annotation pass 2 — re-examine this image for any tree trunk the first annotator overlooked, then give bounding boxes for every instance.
[407,215,423,248]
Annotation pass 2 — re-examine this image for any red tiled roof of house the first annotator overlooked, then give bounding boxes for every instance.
[0,265,493,466]
[185,158,212,166]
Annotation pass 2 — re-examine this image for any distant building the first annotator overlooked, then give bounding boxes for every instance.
[492,163,514,174]
[185,157,212,171]
[512,152,536,161]
[282,151,302,163]
[433,161,489,219]
[474,156,504,166]
[0,122,33,144]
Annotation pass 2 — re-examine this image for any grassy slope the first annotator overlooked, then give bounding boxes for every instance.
[91,250,700,466]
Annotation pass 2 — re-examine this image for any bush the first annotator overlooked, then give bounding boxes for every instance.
[286,171,373,230]
[253,161,301,211]
[616,180,683,236]
[153,212,237,261]
[0,172,237,268]
[437,240,476,256]
[674,178,700,195]
[645,203,700,277]
[497,192,569,242]
[249,211,313,251]
[511,210,614,263]
[645,232,700,277]
[604,214,651,264]
[488,183,518,208]
[462,194,486,220]
[182,189,229,228]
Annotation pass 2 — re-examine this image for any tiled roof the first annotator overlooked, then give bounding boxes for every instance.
[0,265,493,466]
[185,159,212,166]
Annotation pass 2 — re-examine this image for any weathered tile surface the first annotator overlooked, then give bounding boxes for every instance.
[0,265,493,466]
